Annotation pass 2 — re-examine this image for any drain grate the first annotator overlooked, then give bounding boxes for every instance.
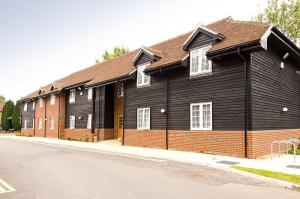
[0,179,15,194]
[286,165,300,169]
[216,160,240,165]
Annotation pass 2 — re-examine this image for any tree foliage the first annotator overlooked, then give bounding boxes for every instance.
[12,102,21,131]
[0,95,5,102]
[254,0,300,44]
[1,100,14,130]
[96,46,129,63]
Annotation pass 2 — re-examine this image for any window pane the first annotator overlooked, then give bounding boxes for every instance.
[191,105,200,129]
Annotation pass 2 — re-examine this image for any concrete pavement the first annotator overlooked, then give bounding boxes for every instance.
[0,137,299,198]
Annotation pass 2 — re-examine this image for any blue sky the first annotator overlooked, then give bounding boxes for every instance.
[0,0,267,101]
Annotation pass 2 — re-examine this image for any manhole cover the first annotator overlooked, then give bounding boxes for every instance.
[216,161,239,165]
[286,165,300,169]
[0,179,15,194]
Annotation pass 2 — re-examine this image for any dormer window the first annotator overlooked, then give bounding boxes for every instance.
[69,89,76,103]
[137,63,150,87]
[87,88,93,100]
[24,103,28,112]
[50,95,56,105]
[39,98,43,108]
[190,45,212,76]
[117,83,124,97]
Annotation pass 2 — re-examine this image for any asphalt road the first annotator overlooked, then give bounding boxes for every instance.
[0,138,299,199]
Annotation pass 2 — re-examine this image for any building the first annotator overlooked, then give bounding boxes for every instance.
[19,17,300,158]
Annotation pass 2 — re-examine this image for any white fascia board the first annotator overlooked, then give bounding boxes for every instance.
[260,25,273,50]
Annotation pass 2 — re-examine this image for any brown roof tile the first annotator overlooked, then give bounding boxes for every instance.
[20,17,270,101]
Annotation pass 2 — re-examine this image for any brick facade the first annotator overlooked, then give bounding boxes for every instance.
[62,129,94,142]
[124,129,166,149]
[168,130,245,158]
[247,129,300,159]
[96,128,114,141]
[45,94,61,138]
[35,98,45,137]
[20,128,34,137]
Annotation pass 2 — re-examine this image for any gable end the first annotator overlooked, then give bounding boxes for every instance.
[183,26,223,51]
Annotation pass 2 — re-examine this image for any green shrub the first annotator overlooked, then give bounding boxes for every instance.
[12,102,21,131]
[1,101,14,131]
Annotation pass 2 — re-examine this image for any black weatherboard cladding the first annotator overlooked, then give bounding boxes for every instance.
[251,48,300,130]
[135,53,153,66]
[187,33,216,50]
[124,30,246,131]
[94,85,114,129]
[65,88,93,129]
[21,102,35,128]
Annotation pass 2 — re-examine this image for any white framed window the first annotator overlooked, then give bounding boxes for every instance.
[69,89,76,103]
[50,117,55,129]
[117,82,124,97]
[137,107,150,130]
[32,118,35,129]
[38,118,43,129]
[24,120,27,129]
[24,103,28,112]
[137,63,150,87]
[39,98,43,108]
[87,88,93,100]
[50,95,56,105]
[87,114,92,129]
[190,45,212,76]
[32,101,35,110]
[190,102,212,130]
[70,116,75,129]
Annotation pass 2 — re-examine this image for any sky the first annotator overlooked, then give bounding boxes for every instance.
[0,0,268,101]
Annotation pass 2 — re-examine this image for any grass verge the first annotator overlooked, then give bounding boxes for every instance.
[288,149,300,155]
[232,166,300,185]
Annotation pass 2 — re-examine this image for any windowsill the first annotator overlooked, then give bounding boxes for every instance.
[190,72,213,79]
[69,102,75,104]
[137,84,151,88]
[190,128,212,131]
[137,128,150,131]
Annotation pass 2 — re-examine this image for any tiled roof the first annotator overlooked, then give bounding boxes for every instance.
[20,17,270,101]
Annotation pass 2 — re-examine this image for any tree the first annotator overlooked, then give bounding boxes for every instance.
[12,102,21,131]
[96,46,129,63]
[254,0,300,44]
[0,95,5,102]
[1,100,14,131]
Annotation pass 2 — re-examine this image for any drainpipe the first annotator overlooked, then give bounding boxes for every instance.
[33,101,36,137]
[122,83,126,146]
[161,68,169,150]
[237,47,248,158]
[92,88,96,134]
[58,94,61,138]
[44,98,47,138]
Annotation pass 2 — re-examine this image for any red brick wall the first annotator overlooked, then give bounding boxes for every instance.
[35,98,45,137]
[21,128,34,136]
[45,95,61,138]
[63,129,94,142]
[247,129,300,158]
[168,130,245,157]
[96,129,114,141]
[124,129,166,149]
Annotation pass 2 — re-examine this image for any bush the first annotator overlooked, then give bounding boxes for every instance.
[1,101,14,131]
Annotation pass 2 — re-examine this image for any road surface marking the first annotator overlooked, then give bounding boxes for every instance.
[0,179,16,194]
